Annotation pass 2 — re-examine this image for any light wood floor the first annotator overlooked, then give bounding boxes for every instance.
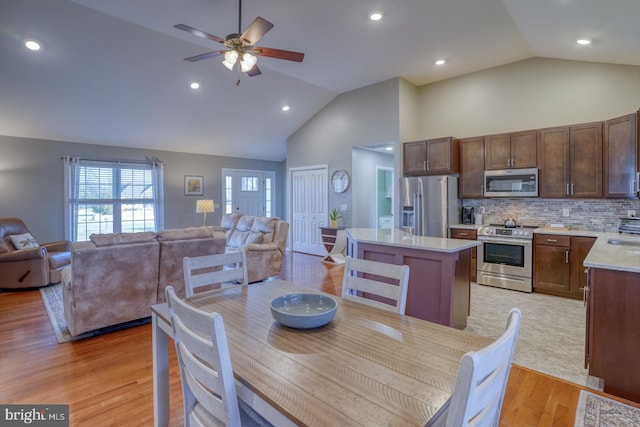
[0,251,636,426]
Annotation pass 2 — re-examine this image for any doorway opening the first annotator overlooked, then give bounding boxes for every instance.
[377,166,394,229]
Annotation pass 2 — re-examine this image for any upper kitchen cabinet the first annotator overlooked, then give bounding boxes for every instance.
[538,122,603,198]
[604,112,638,198]
[459,136,485,198]
[402,137,459,176]
[484,130,537,170]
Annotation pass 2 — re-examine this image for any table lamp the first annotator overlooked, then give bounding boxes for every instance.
[196,199,214,226]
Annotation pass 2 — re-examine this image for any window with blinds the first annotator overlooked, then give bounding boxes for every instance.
[74,161,159,241]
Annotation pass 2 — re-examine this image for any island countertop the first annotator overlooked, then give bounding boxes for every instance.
[583,232,640,274]
[346,227,480,253]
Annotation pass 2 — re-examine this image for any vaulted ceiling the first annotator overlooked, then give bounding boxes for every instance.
[2,0,639,161]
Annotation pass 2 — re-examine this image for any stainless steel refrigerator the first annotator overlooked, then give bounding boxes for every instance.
[400,175,460,237]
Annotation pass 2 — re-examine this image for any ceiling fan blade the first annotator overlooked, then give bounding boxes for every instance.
[183,50,225,62]
[240,17,273,45]
[247,64,262,77]
[254,47,304,62]
[174,24,225,44]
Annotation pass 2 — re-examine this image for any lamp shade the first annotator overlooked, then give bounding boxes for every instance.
[196,199,214,213]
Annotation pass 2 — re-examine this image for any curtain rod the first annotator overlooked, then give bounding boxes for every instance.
[61,156,163,165]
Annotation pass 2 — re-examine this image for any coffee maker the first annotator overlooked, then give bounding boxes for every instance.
[462,206,474,224]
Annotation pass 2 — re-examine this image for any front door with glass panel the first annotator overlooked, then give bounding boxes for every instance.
[222,169,275,217]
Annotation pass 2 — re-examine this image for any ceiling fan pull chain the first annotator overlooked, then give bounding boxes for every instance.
[238,0,242,33]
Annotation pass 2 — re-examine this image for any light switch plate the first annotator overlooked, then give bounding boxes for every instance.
[562,208,570,217]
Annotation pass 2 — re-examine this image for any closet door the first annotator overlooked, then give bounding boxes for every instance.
[291,167,327,255]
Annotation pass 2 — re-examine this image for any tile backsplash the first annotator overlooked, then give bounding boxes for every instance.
[461,198,640,231]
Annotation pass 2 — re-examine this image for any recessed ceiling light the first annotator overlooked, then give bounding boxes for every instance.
[282,105,290,112]
[435,59,446,66]
[576,38,592,45]
[190,82,200,89]
[25,40,41,51]
[369,11,384,21]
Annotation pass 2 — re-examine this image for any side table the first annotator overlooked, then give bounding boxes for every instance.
[319,226,346,264]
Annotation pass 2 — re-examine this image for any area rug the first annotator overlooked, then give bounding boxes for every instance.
[40,283,150,343]
[574,390,640,426]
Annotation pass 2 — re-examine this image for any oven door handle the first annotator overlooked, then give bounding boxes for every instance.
[477,237,531,246]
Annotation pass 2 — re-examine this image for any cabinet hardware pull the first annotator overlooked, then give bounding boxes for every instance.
[460,233,468,236]
[423,160,427,171]
[566,183,569,195]
[547,239,558,242]
[565,250,569,263]
[631,180,636,195]
[571,183,574,195]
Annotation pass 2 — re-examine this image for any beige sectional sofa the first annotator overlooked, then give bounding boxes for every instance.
[212,213,289,283]
[62,227,225,336]
[61,216,288,337]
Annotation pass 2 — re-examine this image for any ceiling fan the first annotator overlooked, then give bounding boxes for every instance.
[174,0,304,77]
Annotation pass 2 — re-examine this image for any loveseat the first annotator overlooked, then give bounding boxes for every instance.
[61,227,226,336]
[0,217,70,289]
[212,214,289,283]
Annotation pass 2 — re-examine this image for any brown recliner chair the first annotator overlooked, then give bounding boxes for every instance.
[0,217,71,289]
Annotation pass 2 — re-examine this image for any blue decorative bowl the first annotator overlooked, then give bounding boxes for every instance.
[270,293,338,329]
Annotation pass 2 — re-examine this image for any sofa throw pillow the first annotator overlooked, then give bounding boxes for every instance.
[10,232,39,250]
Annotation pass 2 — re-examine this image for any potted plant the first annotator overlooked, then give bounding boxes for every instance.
[329,208,342,227]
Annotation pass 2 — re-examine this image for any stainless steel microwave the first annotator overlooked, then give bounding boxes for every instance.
[484,168,538,197]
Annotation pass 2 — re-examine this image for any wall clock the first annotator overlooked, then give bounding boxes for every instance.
[331,169,350,193]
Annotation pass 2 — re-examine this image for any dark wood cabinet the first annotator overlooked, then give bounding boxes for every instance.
[534,234,571,294]
[450,228,477,282]
[538,122,603,198]
[402,137,459,176]
[459,136,485,198]
[587,267,640,403]
[534,234,594,299]
[485,130,537,170]
[604,112,638,198]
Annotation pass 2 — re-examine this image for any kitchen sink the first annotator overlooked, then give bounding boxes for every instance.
[606,237,640,246]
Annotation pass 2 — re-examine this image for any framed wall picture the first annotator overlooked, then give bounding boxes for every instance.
[184,175,204,196]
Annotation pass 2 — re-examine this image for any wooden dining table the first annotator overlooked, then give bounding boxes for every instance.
[151,280,492,427]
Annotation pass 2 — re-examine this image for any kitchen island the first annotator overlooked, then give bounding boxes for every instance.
[583,233,640,403]
[346,228,480,329]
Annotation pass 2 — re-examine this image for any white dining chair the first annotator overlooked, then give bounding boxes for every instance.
[165,286,269,427]
[184,250,248,298]
[341,256,410,314]
[445,308,522,427]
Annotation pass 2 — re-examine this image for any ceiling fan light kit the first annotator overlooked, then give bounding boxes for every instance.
[175,0,304,78]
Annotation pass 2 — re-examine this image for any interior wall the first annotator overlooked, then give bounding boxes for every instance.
[351,148,394,228]
[287,78,400,227]
[0,135,284,243]
[417,57,640,139]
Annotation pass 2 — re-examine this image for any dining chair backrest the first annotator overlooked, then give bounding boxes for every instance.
[445,308,522,427]
[184,250,248,298]
[341,256,410,314]
[165,286,241,427]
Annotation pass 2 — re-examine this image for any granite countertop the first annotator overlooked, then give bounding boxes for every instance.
[583,232,640,274]
[450,223,640,273]
[346,228,480,253]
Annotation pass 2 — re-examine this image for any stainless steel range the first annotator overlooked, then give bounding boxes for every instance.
[476,224,536,292]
